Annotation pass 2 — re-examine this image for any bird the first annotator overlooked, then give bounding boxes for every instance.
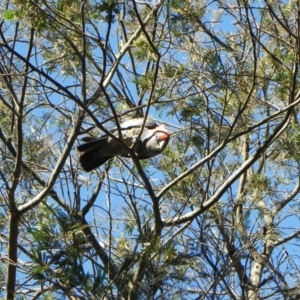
[77,118,170,171]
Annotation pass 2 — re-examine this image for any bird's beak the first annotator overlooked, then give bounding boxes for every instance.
[156,131,170,142]
[155,125,170,144]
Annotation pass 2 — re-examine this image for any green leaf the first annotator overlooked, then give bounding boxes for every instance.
[3,10,16,21]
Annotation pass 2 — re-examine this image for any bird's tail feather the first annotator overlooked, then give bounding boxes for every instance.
[77,136,113,171]
[79,148,113,171]
[77,136,108,153]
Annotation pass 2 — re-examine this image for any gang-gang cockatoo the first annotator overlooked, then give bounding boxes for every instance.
[77,118,170,171]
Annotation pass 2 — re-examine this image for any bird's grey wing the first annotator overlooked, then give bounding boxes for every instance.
[110,118,158,133]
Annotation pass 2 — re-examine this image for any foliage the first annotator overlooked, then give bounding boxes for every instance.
[1,0,300,299]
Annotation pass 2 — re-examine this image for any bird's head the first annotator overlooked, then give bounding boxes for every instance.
[144,124,170,154]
